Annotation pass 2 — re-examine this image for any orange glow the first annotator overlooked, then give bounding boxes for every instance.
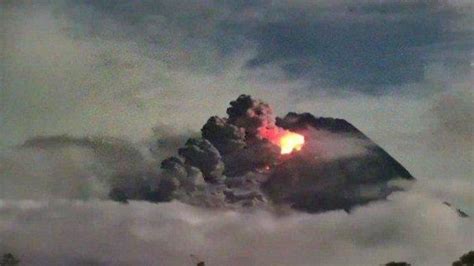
[259,127,305,155]
[279,132,305,154]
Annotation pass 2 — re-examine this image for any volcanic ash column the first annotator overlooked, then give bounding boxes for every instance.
[154,94,414,212]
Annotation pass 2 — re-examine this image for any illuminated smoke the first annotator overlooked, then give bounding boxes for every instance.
[258,126,305,154]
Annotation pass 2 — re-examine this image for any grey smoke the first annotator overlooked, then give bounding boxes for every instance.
[226,94,276,138]
[178,139,225,184]
[1,1,473,265]
[201,116,246,155]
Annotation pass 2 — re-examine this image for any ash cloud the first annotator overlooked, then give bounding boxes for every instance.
[1,1,473,265]
[226,95,276,138]
[0,94,414,212]
[201,116,246,155]
[200,95,281,177]
[178,139,225,183]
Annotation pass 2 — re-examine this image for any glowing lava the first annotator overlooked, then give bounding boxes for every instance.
[279,132,305,154]
[259,127,305,154]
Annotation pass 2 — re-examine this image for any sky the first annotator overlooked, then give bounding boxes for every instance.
[0,0,473,265]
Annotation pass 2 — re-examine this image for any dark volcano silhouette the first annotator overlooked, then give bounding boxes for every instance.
[19,95,415,213]
[156,95,415,213]
[263,112,414,212]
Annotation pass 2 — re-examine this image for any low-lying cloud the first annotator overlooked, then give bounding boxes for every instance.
[0,183,472,266]
[1,1,473,265]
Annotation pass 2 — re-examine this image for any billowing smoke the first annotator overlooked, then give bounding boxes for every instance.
[94,94,413,213]
[226,95,276,138]
[1,1,473,265]
[0,95,471,266]
[0,95,415,213]
[178,139,225,183]
[0,94,406,215]
[201,116,246,155]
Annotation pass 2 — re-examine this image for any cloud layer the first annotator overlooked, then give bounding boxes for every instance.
[0,184,472,266]
[1,0,472,147]
[1,1,473,265]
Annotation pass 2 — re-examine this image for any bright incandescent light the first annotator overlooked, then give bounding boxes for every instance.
[279,131,305,154]
[258,127,305,155]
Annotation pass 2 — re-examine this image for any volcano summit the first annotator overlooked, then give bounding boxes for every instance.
[116,95,414,213]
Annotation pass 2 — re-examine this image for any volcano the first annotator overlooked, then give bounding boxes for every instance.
[263,112,414,212]
[132,95,414,213]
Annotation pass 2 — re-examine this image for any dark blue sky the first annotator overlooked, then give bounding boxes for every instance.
[62,0,473,95]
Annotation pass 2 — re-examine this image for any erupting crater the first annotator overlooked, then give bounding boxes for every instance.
[154,94,414,213]
[258,127,305,155]
[279,131,305,154]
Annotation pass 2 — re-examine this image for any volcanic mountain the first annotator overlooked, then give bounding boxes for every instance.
[146,95,415,213]
[18,95,414,213]
[264,112,414,212]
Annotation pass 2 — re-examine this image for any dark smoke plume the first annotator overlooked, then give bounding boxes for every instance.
[151,95,414,212]
[178,138,225,183]
[6,95,414,213]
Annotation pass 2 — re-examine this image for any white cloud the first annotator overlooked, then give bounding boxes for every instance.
[1,2,472,265]
[0,183,472,266]
[0,147,110,200]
